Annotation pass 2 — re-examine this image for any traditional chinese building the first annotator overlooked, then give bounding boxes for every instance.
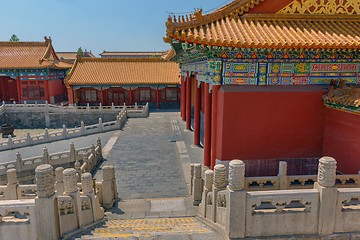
[164,0,360,175]
[99,51,165,59]
[0,37,72,103]
[57,50,96,63]
[64,57,180,108]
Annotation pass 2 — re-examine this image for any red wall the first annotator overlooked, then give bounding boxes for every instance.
[216,85,326,161]
[0,76,18,102]
[248,0,293,13]
[323,108,360,174]
[48,80,66,102]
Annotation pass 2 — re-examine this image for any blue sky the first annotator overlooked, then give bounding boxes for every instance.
[0,0,229,56]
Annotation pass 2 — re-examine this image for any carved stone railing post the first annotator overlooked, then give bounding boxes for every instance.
[69,142,76,162]
[98,118,103,132]
[55,167,64,195]
[192,164,203,205]
[80,121,85,135]
[63,168,83,227]
[44,128,50,142]
[81,173,104,221]
[211,164,226,222]
[16,152,22,172]
[7,135,13,149]
[42,147,50,164]
[278,161,288,190]
[96,137,102,159]
[34,164,60,240]
[6,169,18,200]
[226,160,246,238]
[314,156,337,236]
[90,144,96,170]
[62,125,67,138]
[199,169,213,217]
[101,165,117,209]
[190,164,194,196]
[26,132,31,146]
[75,158,82,181]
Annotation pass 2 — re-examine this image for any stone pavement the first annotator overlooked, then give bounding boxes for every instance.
[99,112,190,200]
[78,112,225,239]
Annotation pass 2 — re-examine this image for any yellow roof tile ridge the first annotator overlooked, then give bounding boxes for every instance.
[165,0,265,31]
[242,13,360,21]
[79,58,166,63]
[64,54,81,88]
[39,37,53,64]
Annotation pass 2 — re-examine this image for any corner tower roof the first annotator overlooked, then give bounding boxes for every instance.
[164,0,360,49]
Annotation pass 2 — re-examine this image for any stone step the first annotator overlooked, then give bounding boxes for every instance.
[76,217,221,240]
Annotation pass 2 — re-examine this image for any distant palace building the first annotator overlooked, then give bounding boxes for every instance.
[99,51,165,59]
[57,50,96,63]
[164,0,360,175]
[65,56,180,108]
[0,37,72,103]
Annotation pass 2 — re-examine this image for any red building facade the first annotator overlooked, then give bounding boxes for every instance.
[0,37,72,103]
[164,0,360,174]
[65,57,180,108]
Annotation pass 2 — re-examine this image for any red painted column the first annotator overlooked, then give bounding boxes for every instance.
[186,74,191,130]
[67,87,74,105]
[129,88,133,105]
[156,87,160,109]
[44,80,50,103]
[194,79,201,145]
[182,75,187,121]
[210,85,220,169]
[180,76,185,119]
[16,76,21,103]
[204,83,212,167]
[100,87,104,105]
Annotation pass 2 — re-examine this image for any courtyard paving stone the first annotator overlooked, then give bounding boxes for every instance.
[101,112,188,200]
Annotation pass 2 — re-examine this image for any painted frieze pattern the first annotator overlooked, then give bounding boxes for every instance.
[0,69,66,81]
[181,60,222,85]
[172,43,360,63]
[222,61,360,85]
[277,0,360,14]
[223,62,258,85]
[267,62,359,85]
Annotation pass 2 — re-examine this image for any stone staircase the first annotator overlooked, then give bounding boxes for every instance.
[74,197,225,240]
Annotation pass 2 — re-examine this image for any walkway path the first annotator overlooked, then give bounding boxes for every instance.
[79,112,224,239]
[100,112,188,199]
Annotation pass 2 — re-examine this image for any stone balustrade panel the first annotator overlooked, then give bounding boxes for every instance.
[0,105,137,151]
[245,190,319,237]
[334,188,360,233]
[17,184,37,199]
[245,177,279,191]
[0,199,37,240]
[216,190,227,225]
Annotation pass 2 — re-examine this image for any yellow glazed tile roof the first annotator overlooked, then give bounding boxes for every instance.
[65,58,180,86]
[323,87,360,108]
[165,14,360,49]
[0,38,72,69]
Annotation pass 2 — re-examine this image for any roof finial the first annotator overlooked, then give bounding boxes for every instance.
[44,36,52,44]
